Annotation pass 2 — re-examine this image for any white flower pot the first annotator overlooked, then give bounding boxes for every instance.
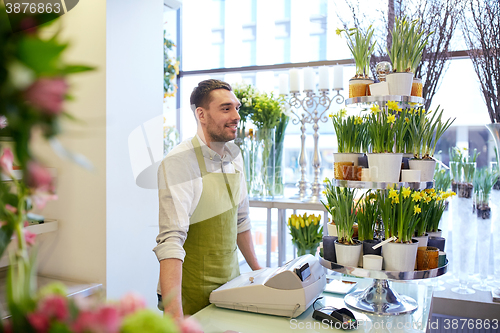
[386,72,414,96]
[366,153,403,183]
[408,158,436,182]
[401,169,421,182]
[382,240,418,272]
[368,81,389,96]
[327,222,338,237]
[427,229,442,238]
[413,234,429,248]
[335,240,362,267]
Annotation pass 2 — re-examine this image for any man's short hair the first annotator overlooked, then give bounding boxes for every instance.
[190,79,232,113]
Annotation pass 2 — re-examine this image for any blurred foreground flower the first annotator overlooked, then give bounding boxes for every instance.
[24,77,69,115]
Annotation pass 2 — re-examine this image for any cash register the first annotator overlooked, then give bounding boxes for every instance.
[209,254,326,318]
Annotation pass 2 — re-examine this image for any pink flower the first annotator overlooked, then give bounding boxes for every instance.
[26,161,53,190]
[179,316,203,333]
[0,148,14,176]
[5,204,17,213]
[32,191,58,210]
[24,77,68,115]
[27,312,50,332]
[25,229,36,246]
[95,306,120,333]
[39,295,69,321]
[118,292,146,317]
[0,115,7,129]
[73,306,120,333]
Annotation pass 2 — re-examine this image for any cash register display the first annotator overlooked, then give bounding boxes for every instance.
[295,263,311,281]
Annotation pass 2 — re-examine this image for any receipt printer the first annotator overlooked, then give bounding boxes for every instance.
[209,254,326,318]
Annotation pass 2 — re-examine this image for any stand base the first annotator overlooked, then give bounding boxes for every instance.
[344,279,418,316]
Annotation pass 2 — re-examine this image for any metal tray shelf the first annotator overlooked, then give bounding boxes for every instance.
[332,179,434,190]
[346,95,425,106]
[319,256,448,281]
[320,255,448,316]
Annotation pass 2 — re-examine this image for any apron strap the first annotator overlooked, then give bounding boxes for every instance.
[191,136,208,177]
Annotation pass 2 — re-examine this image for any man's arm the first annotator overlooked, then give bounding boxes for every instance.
[237,230,262,270]
[160,258,183,320]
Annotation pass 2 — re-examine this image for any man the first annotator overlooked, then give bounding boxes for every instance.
[154,79,262,320]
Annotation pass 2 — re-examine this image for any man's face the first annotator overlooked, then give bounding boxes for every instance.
[202,89,241,143]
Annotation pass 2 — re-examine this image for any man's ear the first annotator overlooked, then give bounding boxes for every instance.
[196,107,205,123]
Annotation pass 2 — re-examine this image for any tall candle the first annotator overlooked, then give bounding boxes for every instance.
[289,68,300,92]
[279,74,288,95]
[318,66,330,90]
[303,67,315,91]
[333,65,344,90]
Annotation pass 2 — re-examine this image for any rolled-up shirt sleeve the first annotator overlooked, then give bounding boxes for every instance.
[153,151,199,262]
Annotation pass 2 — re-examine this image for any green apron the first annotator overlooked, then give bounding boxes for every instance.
[181,136,241,315]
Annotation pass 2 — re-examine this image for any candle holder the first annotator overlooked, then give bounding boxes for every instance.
[283,89,344,202]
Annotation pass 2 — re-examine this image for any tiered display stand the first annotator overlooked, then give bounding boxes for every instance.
[320,95,448,316]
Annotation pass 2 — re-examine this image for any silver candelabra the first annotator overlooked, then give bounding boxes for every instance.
[284,89,344,202]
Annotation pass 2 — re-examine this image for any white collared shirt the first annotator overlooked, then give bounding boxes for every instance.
[153,134,251,262]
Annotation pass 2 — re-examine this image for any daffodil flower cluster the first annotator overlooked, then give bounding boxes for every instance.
[378,186,456,242]
[331,108,369,153]
[287,213,323,256]
[365,101,409,153]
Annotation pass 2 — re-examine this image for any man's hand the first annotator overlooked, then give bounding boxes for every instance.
[237,230,262,270]
[160,258,184,320]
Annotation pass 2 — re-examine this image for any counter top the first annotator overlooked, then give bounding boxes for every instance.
[193,277,434,333]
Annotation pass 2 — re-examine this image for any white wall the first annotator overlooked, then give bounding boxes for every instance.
[106,0,164,308]
[34,0,107,288]
[33,0,164,310]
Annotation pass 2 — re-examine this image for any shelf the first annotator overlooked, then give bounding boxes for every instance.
[346,95,425,106]
[26,220,58,235]
[333,179,434,190]
[0,170,22,181]
[319,255,448,281]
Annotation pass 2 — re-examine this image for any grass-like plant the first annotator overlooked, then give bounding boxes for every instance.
[376,187,421,243]
[474,168,499,208]
[434,166,452,192]
[356,191,379,241]
[337,26,376,78]
[408,106,455,159]
[366,101,408,153]
[388,16,432,73]
[322,179,365,244]
[330,109,368,153]
[423,190,456,233]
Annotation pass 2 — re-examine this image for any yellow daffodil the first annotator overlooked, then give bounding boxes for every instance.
[387,114,396,124]
[412,191,422,202]
[370,104,380,114]
[323,178,329,183]
[405,117,410,123]
[386,101,402,112]
[322,190,327,195]
[414,205,421,215]
[436,196,442,201]
[424,196,432,203]
[402,187,411,199]
[391,196,400,204]
[339,108,347,118]
[328,114,333,118]
[355,116,363,125]
[336,28,342,36]
[389,188,399,198]
[409,108,415,114]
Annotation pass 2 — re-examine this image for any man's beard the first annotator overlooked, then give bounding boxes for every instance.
[206,115,237,143]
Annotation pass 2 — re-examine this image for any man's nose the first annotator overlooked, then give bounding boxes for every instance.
[232,107,241,121]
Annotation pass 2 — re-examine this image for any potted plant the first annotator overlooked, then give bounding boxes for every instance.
[408,106,455,182]
[330,109,368,180]
[365,101,407,182]
[387,17,431,96]
[288,213,323,256]
[475,168,499,219]
[424,189,455,237]
[322,179,364,267]
[356,191,382,266]
[377,186,421,271]
[337,26,376,98]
